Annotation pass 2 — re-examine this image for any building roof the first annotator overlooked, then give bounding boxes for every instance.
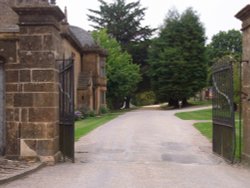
[69,26,98,49]
[235,5,250,21]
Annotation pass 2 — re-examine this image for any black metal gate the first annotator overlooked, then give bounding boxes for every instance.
[58,58,75,162]
[212,58,235,162]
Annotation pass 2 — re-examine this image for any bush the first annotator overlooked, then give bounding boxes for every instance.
[88,110,96,117]
[74,110,84,121]
[133,91,156,106]
[99,105,109,114]
[77,106,96,118]
[78,106,88,117]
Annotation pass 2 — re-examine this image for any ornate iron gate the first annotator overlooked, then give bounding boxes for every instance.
[212,58,235,162]
[58,58,75,162]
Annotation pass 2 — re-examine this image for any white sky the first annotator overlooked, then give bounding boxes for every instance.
[56,0,249,42]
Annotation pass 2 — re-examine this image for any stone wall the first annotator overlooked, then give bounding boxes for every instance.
[0,5,65,164]
[0,37,20,158]
[82,53,97,76]
[81,52,107,112]
[236,5,250,164]
[62,38,81,107]
[0,1,107,162]
[0,59,5,155]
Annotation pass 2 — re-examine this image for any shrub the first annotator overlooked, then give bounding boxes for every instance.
[133,91,156,106]
[88,110,96,117]
[77,106,96,118]
[79,106,89,116]
[74,110,84,121]
[99,105,109,114]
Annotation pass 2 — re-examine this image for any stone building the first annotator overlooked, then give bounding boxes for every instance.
[236,5,250,164]
[0,0,107,163]
[63,25,107,113]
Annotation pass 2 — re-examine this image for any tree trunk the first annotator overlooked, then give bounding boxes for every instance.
[125,96,131,109]
[182,98,188,107]
[169,98,178,108]
[112,99,123,110]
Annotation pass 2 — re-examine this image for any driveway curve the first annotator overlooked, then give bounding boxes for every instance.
[3,107,250,188]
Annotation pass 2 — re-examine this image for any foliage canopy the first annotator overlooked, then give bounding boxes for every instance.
[92,29,142,109]
[207,29,242,66]
[148,8,207,106]
[88,0,155,102]
[88,0,154,47]
[207,29,242,103]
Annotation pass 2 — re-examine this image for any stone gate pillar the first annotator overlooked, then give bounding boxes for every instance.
[236,5,250,164]
[6,5,65,164]
[0,58,5,156]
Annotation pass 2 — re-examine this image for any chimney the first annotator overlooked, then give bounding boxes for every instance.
[64,6,68,23]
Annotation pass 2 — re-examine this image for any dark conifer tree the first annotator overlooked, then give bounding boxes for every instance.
[148,8,207,107]
[88,0,155,107]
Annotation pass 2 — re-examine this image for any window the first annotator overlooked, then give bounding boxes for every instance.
[100,91,106,104]
[100,58,106,77]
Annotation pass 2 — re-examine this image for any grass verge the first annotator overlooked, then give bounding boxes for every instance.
[193,121,242,159]
[175,108,242,160]
[188,99,212,106]
[175,109,212,120]
[193,122,212,140]
[175,108,239,120]
[75,110,130,140]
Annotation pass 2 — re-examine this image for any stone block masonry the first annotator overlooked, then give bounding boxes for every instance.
[236,5,250,164]
[2,5,65,164]
[0,1,106,164]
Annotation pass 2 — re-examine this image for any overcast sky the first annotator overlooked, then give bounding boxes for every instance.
[56,0,249,42]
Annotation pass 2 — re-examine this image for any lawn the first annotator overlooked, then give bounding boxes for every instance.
[75,110,127,140]
[193,122,212,140]
[175,109,242,160]
[188,99,212,106]
[175,109,212,120]
[175,108,239,120]
[193,121,242,159]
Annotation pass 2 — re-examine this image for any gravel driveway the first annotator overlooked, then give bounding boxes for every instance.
[3,107,250,188]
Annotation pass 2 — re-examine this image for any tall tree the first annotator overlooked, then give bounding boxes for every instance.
[92,29,142,109]
[206,29,242,103]
[128,39,152,91]
[148,8,207,107]
[88,0,155,102]
[88,0,154,48]
[207,29,242,66]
